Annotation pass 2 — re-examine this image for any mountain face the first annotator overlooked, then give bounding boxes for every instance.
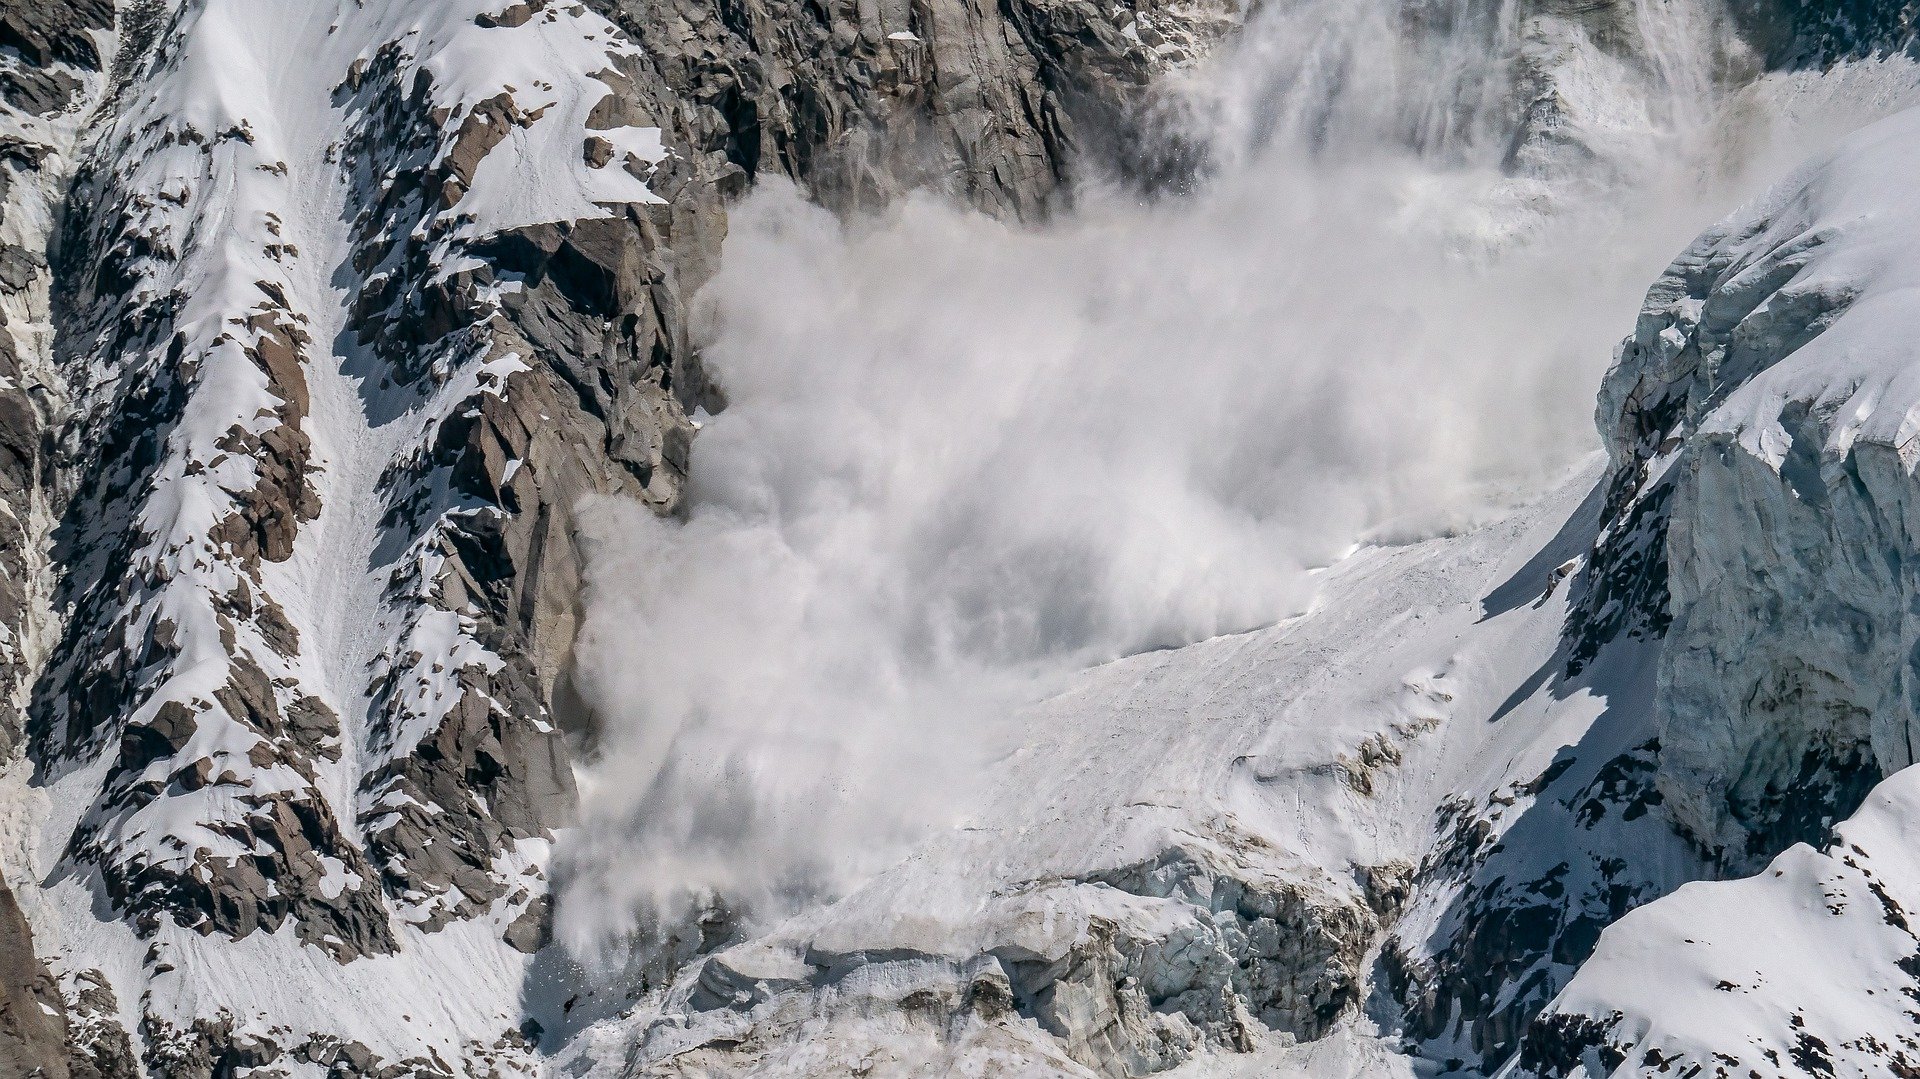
[1514,101,1920,1079]
[2,0,1920,1077]
[0,0,1232,1074]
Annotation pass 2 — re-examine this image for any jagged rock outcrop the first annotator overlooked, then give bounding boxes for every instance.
[0,869,67,1079]
[1730,0,1919,68]
[1361,14,1920,1066]
[1585,102,1920,868]
[63,972,135,1079]
[583,0,1234,219]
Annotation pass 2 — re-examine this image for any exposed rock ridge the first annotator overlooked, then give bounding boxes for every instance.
[1582,111,1915,868]
[1730,0,1919,68]
[581,0,1237,220]
[1387,82,1920,1075]
[0,865,67,1079]
[36,0,393,958]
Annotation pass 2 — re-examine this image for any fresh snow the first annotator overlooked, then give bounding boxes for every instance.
[2,0,669,1068]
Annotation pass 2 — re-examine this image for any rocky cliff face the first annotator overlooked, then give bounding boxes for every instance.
[0,2,118,1076]
[0,865,68,1079]
[0,0,110,757]
[1731,0,1918,68]
[582,0,1231,219]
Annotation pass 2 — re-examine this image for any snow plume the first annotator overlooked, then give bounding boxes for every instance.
[554,0,1920,956]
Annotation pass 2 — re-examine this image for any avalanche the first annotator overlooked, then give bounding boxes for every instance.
[4,0,1920,1076]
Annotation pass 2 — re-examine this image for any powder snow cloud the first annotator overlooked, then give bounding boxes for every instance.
[550,0,1920,959]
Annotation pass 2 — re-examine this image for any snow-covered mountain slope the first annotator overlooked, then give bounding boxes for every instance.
[19,0,673,1068]
[0,0,1237,1074]
[1505,97,1920,1079]
[1518,766,1920,1078]
[0,3,119,1076]
[5,0,1920,1076]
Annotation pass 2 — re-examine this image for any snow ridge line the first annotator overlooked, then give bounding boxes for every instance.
[15,0,675,1067]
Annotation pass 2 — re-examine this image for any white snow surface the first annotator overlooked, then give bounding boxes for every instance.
[1682,106,1920,466]
[1512,101,1920,1079]
[1535,772,1920,1077]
